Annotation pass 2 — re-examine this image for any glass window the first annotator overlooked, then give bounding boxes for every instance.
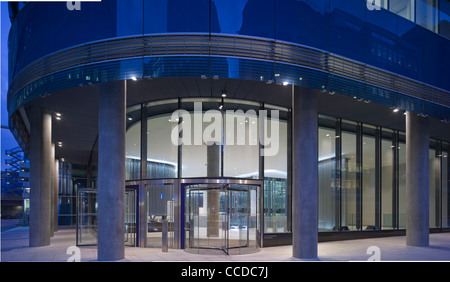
[125,105,142,180]
[430,142,440,228]
[438,0,450,38]
[264,107,289,233]
[362,129,378,230]
[398,136,407,229]
[143,0,211,34]
[318,120,338,232]
[341,129,359,231]
[389,0,415,22]
[146,183,175,248]
[416,0,439,32]
[381,130,394,229]
[181,98,222,178]
[223,100,260,178]
[146,101,179,179]
[442,142,449,228]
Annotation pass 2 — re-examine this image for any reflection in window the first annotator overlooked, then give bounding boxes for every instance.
[318,126,338,232]
[362,134,377,230]
[442,143,449,228]
[125,105,143,180]
[381,134,394,229]
[147,114,178,179]
[389,0,415,22]
[264,118,288,233]
[223,109,259,178]
[341,131,359,231]
[416,0,439,32]
[181,99,222,178]
[398,139,407,229]
[439,0,450,38]
[430,145,440,228]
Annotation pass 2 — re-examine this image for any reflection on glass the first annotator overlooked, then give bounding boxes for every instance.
[126,121,141,180]
[381,137,393,229]
[125,189,137,247]
[77,189,97,246]
[439,0,450,38]
[318,127,338,231]
[181,100,221,178]
[442,143,449,228]
[398,140,407,229]
[430,147,440,228]
[362,135,377,230]
[184,184,260,255]
[416,0,438,32]
[389,0,415,22]
[341,131,358,231]
[146,184,174,248]
[264,119,288,233]
[147,114,178,178]
[223,110,259,178]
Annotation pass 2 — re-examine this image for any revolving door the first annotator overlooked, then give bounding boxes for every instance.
[185,183,261,255]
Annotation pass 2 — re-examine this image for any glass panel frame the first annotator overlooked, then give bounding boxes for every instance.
[184,182,261,255]
[76,188,97,246]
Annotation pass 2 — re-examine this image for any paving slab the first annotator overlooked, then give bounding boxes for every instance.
[2,226,450,262]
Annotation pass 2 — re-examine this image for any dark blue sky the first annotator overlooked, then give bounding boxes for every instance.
[1,3,18,171]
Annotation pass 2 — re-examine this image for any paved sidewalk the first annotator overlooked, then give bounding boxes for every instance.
[2,226,450,262]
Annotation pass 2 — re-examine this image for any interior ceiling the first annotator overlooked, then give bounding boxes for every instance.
[25,77,450,166]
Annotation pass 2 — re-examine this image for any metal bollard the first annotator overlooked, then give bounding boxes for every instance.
[162,215,168,252]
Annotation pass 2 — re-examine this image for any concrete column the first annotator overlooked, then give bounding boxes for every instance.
[406,112,429,247]
[292,86,318,259]
[97,81,126,261]
[54,159,59,232]
[29,107,52,247]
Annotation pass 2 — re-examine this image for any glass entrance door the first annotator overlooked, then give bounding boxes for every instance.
[187,185,228,253]
[185,183,260,255]
[77,189,97,246]
[228,188,249,253]
[146,183,175,248]
[125,189,137,247]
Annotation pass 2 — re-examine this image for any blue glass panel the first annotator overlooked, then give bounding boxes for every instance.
[117,0,143,36]
[144,0,212,34]
[275,0,330,51]
[397,14,450,90]
[238,0,275,39]
[10,1,116,77]
[365,7,399,73]
[329,0,368,63]
[212,0,247,34]
[439,0,450,38]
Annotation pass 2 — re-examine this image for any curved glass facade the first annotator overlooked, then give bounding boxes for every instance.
[8,0,450,125]
[126,98,450,246]
[9,0,450,90]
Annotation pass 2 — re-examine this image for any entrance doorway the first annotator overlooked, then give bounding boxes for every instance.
[184,183,261,255]
[145,183,175,248]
